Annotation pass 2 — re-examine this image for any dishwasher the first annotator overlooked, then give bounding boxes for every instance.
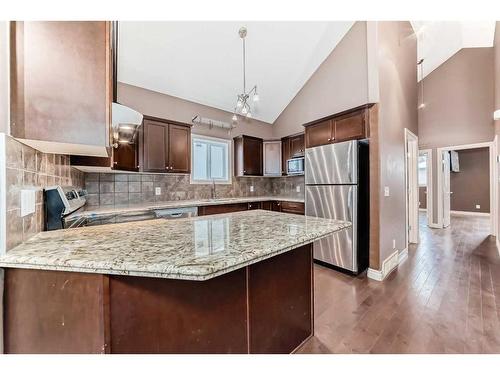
[154,206,198,219]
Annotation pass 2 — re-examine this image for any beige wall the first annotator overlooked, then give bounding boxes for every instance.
[272,22,370,139]
[118,82,274,141]
[418,48,495,150]
[0,22,9,135]
[375,21,418,268]
[450,148,490,213]
[418,47,495,224]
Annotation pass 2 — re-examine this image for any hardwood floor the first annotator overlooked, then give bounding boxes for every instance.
[297,213,500,354]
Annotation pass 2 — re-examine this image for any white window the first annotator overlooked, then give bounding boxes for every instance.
[191,135,231,184]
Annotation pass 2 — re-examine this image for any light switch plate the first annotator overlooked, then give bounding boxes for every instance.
[250,185,254,192]
[384,187,390,197]
[476,204,481,209]
[21,189,36,217]
[155,187,161,196]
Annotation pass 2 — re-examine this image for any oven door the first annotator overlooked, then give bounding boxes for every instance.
[287,157,305,175]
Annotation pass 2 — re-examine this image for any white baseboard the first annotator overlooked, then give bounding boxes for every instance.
[450,210,490,217]
[497,237,500,257]
[399,247,409,264]
[367,249,400,282]
[419,208,427,212]
[428,222,442,229]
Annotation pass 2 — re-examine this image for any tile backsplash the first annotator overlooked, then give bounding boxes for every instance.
[4,135,84,251]
[84,173,305,207]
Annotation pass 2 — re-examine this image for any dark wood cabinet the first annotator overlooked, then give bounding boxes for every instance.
[304,119,333,148]
[247,202,262,210]
[168,124,191,173]
[234,135,263,176]
[289,134,305,158]
[141,116,191,174]
[198,203,248,216]
[112,142,139,171]
[281,133,304,175]
[280,201,305,215]
[304,104,373,148]
[272,201,282,212]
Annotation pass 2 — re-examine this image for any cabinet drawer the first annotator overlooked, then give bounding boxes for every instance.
[247,202,262,210]
[279,201,305,215]
[198,203,248,216]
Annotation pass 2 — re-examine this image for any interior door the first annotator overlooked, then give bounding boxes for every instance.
[168,124,191,173]
[407,137,419,243]
[442,151,451,227]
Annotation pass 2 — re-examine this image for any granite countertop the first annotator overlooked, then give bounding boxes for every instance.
[0,210,350,281]
[67,196,305,220]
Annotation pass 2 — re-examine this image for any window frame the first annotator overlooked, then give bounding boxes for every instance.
[190,134,232,185]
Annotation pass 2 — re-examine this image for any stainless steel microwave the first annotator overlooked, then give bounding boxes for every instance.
[287,157,305,175]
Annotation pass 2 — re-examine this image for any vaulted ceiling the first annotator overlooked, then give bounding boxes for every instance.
[118,21,354,124]
[411,21,496,81]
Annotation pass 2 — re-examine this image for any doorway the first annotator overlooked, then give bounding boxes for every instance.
[437,142,497,235]
[405,129,419,245]
[418,149,433,227]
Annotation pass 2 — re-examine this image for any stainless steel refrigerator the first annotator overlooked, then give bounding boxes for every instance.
[305,140,369,274]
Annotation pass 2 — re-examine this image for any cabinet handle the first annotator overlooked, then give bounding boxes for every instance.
[165,166,169,170]
[113,162,117,165]
[327,138,331,141]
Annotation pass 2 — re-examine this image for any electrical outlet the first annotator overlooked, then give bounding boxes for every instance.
[296,185,301,193]
[155,187,161,196]
[250,185,254,192]
[384,187,390,197]
[392,239,396,249]
[476,204,481,209]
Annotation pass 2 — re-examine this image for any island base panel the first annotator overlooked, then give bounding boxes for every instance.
[3,244,313,354]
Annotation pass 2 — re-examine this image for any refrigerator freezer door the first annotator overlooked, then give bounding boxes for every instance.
[306,185,357,272]
[305,140,358,185]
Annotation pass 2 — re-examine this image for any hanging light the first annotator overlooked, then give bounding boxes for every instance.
[232,26,260,123]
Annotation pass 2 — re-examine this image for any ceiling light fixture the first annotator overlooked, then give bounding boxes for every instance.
[232,26,259,123]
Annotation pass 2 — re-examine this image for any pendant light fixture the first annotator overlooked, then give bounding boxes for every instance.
[232,26,259,123]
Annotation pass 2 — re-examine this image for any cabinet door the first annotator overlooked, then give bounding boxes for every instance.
[305,120,332,148]
[263,141,281,176]
[271,201,282,212]
[247,202,262,210]
[281,138,290,175]
[289,134,305,157]
[262,201,273,211]
[333,109,366,142]
[168,124,191,173]
[143,120,168,172]
[243,137,263,176]
[112,143,138,171]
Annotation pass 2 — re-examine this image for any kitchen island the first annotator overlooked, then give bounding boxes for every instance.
[0,210,350,354]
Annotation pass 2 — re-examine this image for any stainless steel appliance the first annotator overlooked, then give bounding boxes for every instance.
[44,186,87,230]
[305,140,369,274]
[287,156,305,175]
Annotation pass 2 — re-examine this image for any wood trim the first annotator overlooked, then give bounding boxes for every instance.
[302,103,376,128]
[105,21,112,149]
[9,21,24,138]
[368,103,380,270]
[100,275,111,353]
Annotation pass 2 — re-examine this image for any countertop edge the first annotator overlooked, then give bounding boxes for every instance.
[0,223,350,281]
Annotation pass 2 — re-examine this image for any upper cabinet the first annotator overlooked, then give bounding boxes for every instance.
[281,132,304,175]
[234,135,263,176]
[141,116,191,174]
[263,141,282,176]
[304,104,373,149]
[9,21,112,156]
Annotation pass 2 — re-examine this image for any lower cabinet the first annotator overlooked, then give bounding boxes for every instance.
[198,203,248,216]
[262,201,304,215]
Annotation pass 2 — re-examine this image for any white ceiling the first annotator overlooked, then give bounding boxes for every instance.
[411,21,496,81]
[118,21,354,124]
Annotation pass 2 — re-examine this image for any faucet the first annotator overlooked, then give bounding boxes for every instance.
[211,179,216,199]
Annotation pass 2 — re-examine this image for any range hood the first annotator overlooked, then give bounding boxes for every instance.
[111,102,143,146]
